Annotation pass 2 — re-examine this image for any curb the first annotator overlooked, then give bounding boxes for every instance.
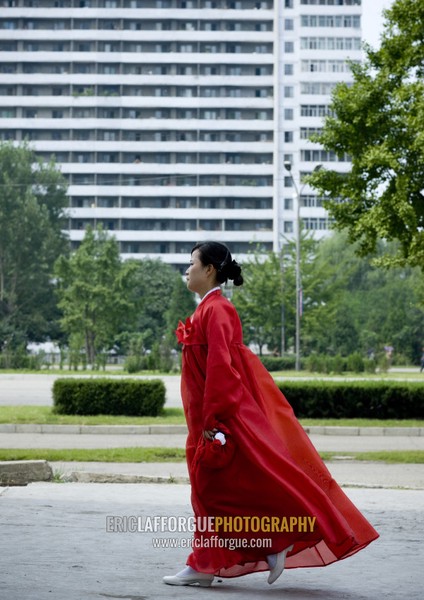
[66,472,190,484]
[0,460,53,486]
[0,424,422,436]
[302,426,424,437]
[0,424,188,435]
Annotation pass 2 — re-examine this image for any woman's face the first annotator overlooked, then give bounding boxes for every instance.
[185,249,215,296]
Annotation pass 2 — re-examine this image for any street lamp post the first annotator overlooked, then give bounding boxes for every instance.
[283,162,321,371]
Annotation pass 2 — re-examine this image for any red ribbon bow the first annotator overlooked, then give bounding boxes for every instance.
[175,317,192,344]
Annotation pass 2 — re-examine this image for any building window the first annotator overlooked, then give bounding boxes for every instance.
[284,41,294,53]
[284,108,294,120]
[284,19,294,31]
[284,131,294,143]
[284,64,294,76]
[301,104,331,117]
[284,198,293,210]
[284,221,294,233]
[300,37,361,51]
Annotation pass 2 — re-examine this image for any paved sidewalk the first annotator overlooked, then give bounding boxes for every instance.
[0,483,422,599]
[1,423,423,435]
[1,431,424,452]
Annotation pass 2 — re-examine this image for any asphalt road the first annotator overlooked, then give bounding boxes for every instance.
[0,483,422,599]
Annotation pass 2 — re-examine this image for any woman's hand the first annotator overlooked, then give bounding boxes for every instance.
[203,428,218,441]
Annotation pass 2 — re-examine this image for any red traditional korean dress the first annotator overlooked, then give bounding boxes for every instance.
[176,289,379,578]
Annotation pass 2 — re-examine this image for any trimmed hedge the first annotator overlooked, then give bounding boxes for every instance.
[276,380,424,419]
[53,378,166,416]
[260,356,296,372]
[304,353,377,374]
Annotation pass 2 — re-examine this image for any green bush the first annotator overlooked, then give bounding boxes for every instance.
[364,358,377,374]
[0,351,44,370]
[276,380,423,419]
[305,352,369,374]
[304,354,326,373]
[53,378,166,416]
[346,352,365,373]
[260,355,297,371]
[124,355,149,374]
[330,354,345,374]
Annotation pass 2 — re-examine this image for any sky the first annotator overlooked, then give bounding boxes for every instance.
[361,0,395,49]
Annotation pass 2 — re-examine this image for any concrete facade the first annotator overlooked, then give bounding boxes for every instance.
[0,0,362,268]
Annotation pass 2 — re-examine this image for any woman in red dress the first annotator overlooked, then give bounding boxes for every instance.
[163,241,379,587]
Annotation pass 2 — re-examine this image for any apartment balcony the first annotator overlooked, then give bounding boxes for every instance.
[61,162,273,174]
[3,8,274,21]
[69,229,274,242]
[29,140,273,153]
[68,185,273,196]
[69,207,274,219]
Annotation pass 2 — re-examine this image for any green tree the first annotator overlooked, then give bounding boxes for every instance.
[308,0,424,269]
[233,233,424,363]
[301,233,424,362]
[0,142,68,350]
[54,226,137,366]
[300,233,364,356]
[165,272,196,347]
[232,236,320,355]
[126,259,184,351]
[232,251,283,355]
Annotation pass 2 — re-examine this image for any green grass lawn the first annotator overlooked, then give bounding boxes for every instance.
[0,406,423,428]
[0,447,186,462]
[0,448,422,464]
[0,406,186,425]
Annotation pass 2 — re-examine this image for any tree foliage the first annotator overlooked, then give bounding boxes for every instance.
[232,251,282,355]
[308,0,424,269]
[124,259,195,352]
[300,234,424,362]
[0,141,68,349]
[233,233,424,363]
[232,236,319,354]
[166,272,197,347]
[55,227,137,366]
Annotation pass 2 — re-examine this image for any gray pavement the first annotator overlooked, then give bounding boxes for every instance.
[0,482,422,599]
[1,372,423,597]
[1,431,423,452]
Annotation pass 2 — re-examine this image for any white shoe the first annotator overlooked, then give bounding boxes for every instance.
[267,544,293,585]
[163,569,214,587]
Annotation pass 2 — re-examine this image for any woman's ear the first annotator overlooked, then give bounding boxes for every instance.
[205,263,217,279]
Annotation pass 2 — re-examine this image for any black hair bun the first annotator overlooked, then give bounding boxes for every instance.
[227,259,244,287]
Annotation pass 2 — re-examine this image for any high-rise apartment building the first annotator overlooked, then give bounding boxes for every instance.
[0,0,362,270]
